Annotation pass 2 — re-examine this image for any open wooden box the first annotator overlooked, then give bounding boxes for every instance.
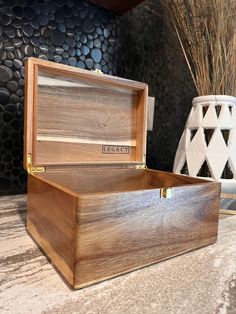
[24,57,220,289]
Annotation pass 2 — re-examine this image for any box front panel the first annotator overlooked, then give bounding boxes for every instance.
[75,183,220,288]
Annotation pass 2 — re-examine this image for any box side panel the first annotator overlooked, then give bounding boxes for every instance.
[75,182,220,288]
[27,174,77,286]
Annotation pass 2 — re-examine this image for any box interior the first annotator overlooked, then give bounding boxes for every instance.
[26,58,147,168]
[37,169,209,195]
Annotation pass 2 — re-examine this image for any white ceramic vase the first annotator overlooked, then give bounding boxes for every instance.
[173,95,236,192]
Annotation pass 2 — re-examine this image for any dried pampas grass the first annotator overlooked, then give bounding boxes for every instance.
[160,0,236,96]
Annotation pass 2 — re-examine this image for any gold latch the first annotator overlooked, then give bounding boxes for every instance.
[160,187,173,199]
[27,154,45,174]
[135,163,146,170]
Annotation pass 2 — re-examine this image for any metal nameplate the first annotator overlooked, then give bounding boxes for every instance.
[102,145,130,154]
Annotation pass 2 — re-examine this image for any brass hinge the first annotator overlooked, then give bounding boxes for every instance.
[91,69,103,74]
[135,163,146,170]
[27,154,45,174]
[160,187,173,199]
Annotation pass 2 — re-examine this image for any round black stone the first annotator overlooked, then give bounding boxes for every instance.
[19,79,24,86]
[23,37,31,44]
[21,44,33,56]
[48,21,57,30]
[82,19,95,33]
[77,60,85,69]
[39,44,48,53]
[0,87,10,104]
[2,14,11,26]
[104,28,110,38]
[13,38,23,48]
[13,59,23,69]
[68,48,75,57]
[31,37,39,47]
[15,49,24,59]
[0,26,2,36]
[81,45,90,56]
[94,39,101,48]
[91,48,102,63]
[87,40,93,49]
[55,47,64,55]
[12,18,22,29]
[80,34,87,44]
[30,19,39,30]
[14,71,21,79]
[85,58,94,69]
[4,27,15,39]
[9,94,20,103]
[62,52,69,58]
[16,89,23,97]
[54,55,62,62]
[16,29,23,37]
[58,23,66,33]
[0,65,13,83]
[39,14,48,26]
[96,27,103,35]
[76,49,81,56]
[68,57,76,67]
[50,30,65,46]
[0,50,7,60]
[7,81,18,92]
[34,30,40,37]
[41,27,50,38]
[4,60,13,68]
[22,25,34,37]
[62,43,69,51]
[4,42,14,52]
[67,29,75,37]
[7,52,15,60]
[66,37,75,48]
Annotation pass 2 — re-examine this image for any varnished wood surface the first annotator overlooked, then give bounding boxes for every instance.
[38,168,210,194]
[24,57,147,169]
[27,175,77,286]
[2,194,235,313]
[27,169,220,288]
[74,182,220,288]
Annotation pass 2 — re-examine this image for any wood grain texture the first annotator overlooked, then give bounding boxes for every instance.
[27,174,77,286]
[24,57,147,169]
[74,182,220,288]
[27,169,220,289]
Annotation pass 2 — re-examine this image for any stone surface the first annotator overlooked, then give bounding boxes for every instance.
[0,87,10,104]
[91,48,102,63]
[0,0,118,195]
[0,65,13,83]
[0,195,236,314]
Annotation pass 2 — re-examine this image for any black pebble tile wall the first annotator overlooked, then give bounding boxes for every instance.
[0,0,119,195]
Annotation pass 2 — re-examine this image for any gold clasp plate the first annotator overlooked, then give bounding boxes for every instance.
[160,187,173,199]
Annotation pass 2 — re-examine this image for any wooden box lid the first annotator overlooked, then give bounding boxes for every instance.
[24,58,148,171]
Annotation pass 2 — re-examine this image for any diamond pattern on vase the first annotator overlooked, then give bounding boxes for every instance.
[173,95,236,187]
[201,103,219,128]
[186,128,207,177]
[206,128,229,180]
[187,105,202,128]
[218,104,234,129]
[173,128,191,173]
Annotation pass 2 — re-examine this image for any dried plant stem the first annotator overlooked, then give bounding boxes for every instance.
[160,0,236,96]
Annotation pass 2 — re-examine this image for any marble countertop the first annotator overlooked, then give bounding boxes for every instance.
[0,194,236,314]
